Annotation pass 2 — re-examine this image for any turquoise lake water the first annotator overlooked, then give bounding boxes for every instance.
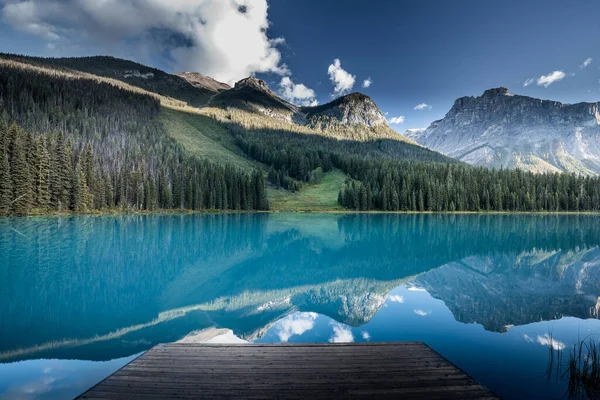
[1,213,600,399]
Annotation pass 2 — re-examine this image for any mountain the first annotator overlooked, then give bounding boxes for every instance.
[210,78,412,142]
[0,54,216,107]
[406,87,600,175]
[209,76,301,122]
[302,92,387,128]
[178,72,230,93]
[415,247,600,332]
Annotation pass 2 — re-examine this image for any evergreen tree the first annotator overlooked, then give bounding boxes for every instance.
[11,130,33,215]
[0,150,11,215]
[35,136,50,210]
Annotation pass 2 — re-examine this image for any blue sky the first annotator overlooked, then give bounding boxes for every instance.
[1,0,599,131]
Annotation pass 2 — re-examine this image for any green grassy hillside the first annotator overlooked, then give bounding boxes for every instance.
[268,170,346,211]
[160,108,258,171]
[160,108,348,211]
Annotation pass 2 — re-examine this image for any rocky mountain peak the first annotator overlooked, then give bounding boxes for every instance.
[303,92,387,128]
[234,77,275,95]
[482,87,511,97]
[178,72,230,92]
[408,88,600,175]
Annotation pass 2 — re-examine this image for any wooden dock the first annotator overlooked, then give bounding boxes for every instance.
[77,343,498,399]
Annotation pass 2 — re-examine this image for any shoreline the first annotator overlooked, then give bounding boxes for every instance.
[2,209,600,218]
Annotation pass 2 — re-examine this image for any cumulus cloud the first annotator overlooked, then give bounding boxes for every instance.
[523,78,535,87]
[0,0,290,84]
[414,103,431,111]
[361,331,371,340]
[329,322,354,343]
[327,58,355,96]
[537,70,566,87]
[276,312,318,343]
[387,295,404,303]
[579,57,592,69]
[388,116,405,124]
[279,77,318,106]
[362,77,372,88]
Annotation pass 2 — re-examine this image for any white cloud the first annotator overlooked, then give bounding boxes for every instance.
[1,0,290,84]
[407,286,426,291]
[536,334,566,351]
[414,103,431,111]
[523,78,535,87]
[413,309,430,317]
[361,331,371,340]
[203,330,248,344]
[279,77,318,106]
[579,57,592,69]
[362,77,372,88]
[523,334,534,343]
[537,70,566,87]
[388,116,405,124]
[276,312,318,343]
[327,58,355,96]
[329,322,354,343]
[387,295,404,303]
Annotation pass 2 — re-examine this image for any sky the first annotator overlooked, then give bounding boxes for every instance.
[1,0,600,131]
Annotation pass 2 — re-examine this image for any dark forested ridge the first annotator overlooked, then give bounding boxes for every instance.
[0,53,215,107]
[0,62,268,216]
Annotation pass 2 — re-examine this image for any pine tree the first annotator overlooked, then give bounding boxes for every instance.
[71,160,87,212]
[63,139,74,209]
[35,136,50,210]
[11,130,33,215]
[0,150,11,215]
[84,143,95,209]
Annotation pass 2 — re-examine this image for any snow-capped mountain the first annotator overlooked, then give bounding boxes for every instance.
[405,87,600,175]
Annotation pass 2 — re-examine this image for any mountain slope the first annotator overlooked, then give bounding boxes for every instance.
[406,87,600,175]
[177,72,230,93]
[208,78,415,142]
[209,77,301,122]
[0,54,216,107]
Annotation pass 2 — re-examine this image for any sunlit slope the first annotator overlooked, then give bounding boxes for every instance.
[268,170,346,211]
[160,107,258,170]
[160,109,349,211]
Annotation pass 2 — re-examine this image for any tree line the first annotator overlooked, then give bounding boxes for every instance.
[229,120,600,212]
[0,62,268,215]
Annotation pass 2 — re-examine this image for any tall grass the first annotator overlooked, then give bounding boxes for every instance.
[546,335,600,399]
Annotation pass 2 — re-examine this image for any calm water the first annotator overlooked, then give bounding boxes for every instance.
[1,213,600,399]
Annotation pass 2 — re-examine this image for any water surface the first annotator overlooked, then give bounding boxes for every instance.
[1,213,600,399]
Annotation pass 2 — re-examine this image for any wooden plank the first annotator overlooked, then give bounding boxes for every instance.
[77,343,499,399]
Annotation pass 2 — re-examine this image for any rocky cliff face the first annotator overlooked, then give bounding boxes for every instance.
[303,92,388,128]
[210,79,406,141]
[210,76,301,122]
[178,72,230,93]
[406,87,600,175]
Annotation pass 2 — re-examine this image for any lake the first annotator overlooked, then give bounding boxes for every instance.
[1,213,599,399]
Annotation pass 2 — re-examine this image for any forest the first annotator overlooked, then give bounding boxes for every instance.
[0,63,268,216]
[231,122,600,212]
[1,58,600,215]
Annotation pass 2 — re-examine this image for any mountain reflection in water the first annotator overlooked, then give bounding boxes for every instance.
[1,213,599,399]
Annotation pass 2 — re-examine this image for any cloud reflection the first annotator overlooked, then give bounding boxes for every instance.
[276,312,318,342]
[329,322,354,343]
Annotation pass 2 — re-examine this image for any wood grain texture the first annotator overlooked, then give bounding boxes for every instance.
[77,343,499,399]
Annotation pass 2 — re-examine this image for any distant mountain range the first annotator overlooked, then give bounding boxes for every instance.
[415,247,600,332]
[406,87,600,175]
